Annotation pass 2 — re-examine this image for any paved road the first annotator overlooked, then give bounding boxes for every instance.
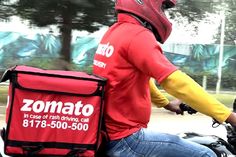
[149,108,227,140]
[0,106,229,156]
[0,105,5,129]
[0,106,227,139]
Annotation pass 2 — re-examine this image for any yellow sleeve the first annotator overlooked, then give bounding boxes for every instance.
[149,78,169,108]
[160,70,231,123]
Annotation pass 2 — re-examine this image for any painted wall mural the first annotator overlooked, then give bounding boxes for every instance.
[1,31,236,77]
[163,44,236,75]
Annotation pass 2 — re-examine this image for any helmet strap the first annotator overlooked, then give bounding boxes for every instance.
[118,11,162,43]
[128,13,153,31]
[129,13,162,42]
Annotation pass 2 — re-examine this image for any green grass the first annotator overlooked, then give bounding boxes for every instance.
[0,86,235,108]
[213,94,236,107]
[0,86,8,104]
[164,92,236,108]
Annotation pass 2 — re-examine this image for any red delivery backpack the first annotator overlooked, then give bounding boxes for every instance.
[0,65,106,157]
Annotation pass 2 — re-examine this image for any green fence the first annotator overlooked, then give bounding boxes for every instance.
[0,31,236,91]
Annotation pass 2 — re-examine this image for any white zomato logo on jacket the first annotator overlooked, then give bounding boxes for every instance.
[93,42,114,69]
[95,42,114,57]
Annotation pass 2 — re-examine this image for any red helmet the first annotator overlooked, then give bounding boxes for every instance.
[115,0,176,43]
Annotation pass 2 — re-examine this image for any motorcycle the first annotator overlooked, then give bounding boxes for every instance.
[178,99,236,157]
[1,100,236,157]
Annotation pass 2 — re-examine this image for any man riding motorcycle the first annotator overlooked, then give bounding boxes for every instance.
[93,0,236,156]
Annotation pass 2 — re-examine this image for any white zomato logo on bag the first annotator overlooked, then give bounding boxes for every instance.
[20,99,94,117]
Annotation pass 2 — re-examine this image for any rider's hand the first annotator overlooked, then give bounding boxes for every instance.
[226,112,236,127]
[164,99,184,115]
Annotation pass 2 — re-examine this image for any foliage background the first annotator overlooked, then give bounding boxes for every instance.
[0,0,236,92]
[0,30,236,91]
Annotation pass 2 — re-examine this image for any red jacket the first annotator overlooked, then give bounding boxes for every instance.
[93,13,177,140]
